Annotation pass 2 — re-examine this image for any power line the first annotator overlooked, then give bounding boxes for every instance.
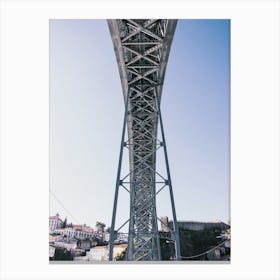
[180,240,229,259]
[50,189,230,260]
[49,189,80,224]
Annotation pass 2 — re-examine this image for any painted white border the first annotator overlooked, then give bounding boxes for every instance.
[0,0,279,279]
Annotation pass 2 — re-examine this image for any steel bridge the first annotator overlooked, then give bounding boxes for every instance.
[108,19,181,261]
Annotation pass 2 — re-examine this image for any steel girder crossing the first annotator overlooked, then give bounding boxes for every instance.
[108,19,181,261]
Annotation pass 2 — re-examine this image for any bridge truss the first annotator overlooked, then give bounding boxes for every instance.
[108,19,181,261]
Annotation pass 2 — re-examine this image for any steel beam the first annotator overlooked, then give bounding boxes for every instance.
[108,19,180,261]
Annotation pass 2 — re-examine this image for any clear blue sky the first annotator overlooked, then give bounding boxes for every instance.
[49,19,230,229]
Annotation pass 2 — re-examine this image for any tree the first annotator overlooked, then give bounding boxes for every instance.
[62,217,67,228]
[96,221,106,232]
[54,248,73,261]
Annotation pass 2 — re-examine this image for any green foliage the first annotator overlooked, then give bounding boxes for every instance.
[115,248,127,261]
[53,247,73,261]
[96,221,106,228]
[159,227,224,261]
[62,218,67,228]
[160,238,175,260]
[179,227,222,260]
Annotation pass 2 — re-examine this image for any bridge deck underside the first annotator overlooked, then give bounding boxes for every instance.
[108,19,177,260]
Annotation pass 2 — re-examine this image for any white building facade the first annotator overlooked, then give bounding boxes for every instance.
[53,225,96,239]
[49,213,63,232]
[87,245,127,261]
[49,245,56,258]
[88,246,108,261]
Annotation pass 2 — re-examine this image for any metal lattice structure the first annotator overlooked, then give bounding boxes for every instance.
[108,19,180,261]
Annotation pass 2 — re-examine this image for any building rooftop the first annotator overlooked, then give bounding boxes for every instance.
[170,219,227,224]
[114,244,128,249]
[91,246,108,250]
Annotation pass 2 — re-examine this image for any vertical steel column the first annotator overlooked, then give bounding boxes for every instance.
[109,88,130,261]
[155,90,181,260]
[152,176,162,260]
[127,181,135,260]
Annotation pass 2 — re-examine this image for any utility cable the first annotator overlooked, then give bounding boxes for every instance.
[49,189,80,224]
[180,240,229,259]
